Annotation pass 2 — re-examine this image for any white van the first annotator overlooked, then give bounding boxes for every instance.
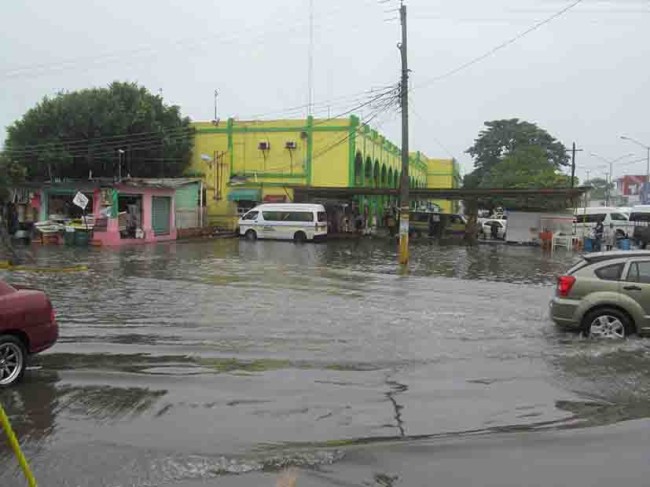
[239,203,327,242]
[574,207,631,237]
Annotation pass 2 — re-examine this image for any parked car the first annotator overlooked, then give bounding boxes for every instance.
[409,212,467,238]
[480,219,507,239]
[550,250,650,339]
[629,207,650,248]
[0,280,58,386]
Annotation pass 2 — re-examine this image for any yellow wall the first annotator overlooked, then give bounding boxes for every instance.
[188,117,431,229]
[421,156,461,214]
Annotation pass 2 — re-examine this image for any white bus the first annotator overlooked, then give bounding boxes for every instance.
[238,203,327,242]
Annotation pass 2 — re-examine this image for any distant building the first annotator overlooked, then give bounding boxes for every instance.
[616,175,647,204]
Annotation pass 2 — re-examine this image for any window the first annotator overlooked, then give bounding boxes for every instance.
[630,213,650,223]
[576,214,606,224]
[242,211,258,221]
[317,212,327,222]
[594,263,624,281]
[610,213,629,221]
[626,261,650,284]
[262,211,313,222]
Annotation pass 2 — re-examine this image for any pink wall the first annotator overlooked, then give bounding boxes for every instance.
[92,185,177,246]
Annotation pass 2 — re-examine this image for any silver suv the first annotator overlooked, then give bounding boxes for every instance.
[550,251,650,338]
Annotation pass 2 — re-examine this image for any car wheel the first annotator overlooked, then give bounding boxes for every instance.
[0,336,27,387]
[294,231,307,243]
[582,308,634,339]
[244,229,257,241]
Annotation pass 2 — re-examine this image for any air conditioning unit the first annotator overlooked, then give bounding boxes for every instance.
[258,141,270,151]
[285,141,297,150]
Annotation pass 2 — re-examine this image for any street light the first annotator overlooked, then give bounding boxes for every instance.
[588,152,634,206]
[620,135,650,186]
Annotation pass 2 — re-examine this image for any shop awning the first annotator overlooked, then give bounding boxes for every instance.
[227,188,261,202]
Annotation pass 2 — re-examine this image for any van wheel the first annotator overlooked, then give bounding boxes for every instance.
[582,307,634,339]
[245,230,257,241]
[0,336,27,387]
[294,231,307,243]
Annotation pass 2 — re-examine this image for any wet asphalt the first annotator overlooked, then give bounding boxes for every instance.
[2,238,650,486]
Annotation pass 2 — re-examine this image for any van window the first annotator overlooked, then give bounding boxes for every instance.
[262,211,313,222]
[630,212,650,223]
[576,213,606,224]
[242,211,258,221]
[610,213,629,221]
[317,212,327,223]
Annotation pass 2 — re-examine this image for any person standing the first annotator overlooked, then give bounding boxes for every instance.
[594,218,605,251]
[604,223,616,251]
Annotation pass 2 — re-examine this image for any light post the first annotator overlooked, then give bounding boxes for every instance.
[117,149,125,182]
[589,152,634,206]
[621,135,650,203]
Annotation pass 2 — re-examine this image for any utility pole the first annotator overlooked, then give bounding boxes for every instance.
[567,142,583,188]
[398,1,410,265]
[214,90,219,122]
[308,0,314,117]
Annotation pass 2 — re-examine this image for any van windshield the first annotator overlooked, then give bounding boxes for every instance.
[317,212,327,222]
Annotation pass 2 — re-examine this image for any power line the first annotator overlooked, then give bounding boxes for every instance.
[412,0,584,90]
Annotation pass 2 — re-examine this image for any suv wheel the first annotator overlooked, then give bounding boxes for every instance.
[582,307,633,339]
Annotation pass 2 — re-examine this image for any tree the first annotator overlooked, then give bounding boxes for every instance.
[0,154,26,203]
[465,119,569,187]
[464,119,572,210]
[479,146,571,189]
[3,82,195,180]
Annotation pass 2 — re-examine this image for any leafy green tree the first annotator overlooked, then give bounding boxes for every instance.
[479,146,571,189]
[0,154,26,203]
[465,119,569,187]
[3,82,194,180]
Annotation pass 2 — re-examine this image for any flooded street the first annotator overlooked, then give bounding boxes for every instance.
[3,239,650,486]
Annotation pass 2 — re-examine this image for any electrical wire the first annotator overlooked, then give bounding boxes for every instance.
[411,0,584,91]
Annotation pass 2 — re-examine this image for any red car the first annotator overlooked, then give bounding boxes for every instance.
[0,280,58,386]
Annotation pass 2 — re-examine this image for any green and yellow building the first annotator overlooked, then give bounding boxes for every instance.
[189,115,459,229]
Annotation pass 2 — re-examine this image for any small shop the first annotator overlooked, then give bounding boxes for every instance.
[18,178,202,246]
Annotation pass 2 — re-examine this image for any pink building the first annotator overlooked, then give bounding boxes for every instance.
[29,178,202,246]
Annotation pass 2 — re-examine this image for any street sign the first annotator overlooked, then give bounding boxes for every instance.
[72,192,89,210]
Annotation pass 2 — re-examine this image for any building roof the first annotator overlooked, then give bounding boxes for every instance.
[17,177,201,191]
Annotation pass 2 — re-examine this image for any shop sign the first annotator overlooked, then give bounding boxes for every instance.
[263,195,287,203]
[72,191,89,210]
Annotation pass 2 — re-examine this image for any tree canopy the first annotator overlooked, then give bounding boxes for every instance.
[464,119,573,210]
[466,119,569,185]
[3,82,195,181]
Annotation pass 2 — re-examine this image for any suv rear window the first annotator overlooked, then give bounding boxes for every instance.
[594,263,624,281]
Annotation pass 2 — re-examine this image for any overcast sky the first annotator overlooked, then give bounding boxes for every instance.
[1,0,649,181]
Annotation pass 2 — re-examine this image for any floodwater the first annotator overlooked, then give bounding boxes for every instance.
[3,239,650,486]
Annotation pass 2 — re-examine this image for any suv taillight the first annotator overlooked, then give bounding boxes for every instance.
[557,275,576,297]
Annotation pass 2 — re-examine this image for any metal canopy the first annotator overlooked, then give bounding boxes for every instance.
[291,186,590,201]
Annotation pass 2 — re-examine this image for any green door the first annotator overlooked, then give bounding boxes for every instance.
[152,196,171,236]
